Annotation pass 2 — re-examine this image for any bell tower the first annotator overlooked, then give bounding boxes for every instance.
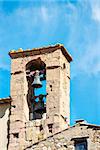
[8,44,72,149]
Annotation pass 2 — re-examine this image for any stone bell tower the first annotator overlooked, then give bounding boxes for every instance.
[8,44,72,150]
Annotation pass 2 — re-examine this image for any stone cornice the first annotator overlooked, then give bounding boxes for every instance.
[9,44,73,62]
[0,96,12,104]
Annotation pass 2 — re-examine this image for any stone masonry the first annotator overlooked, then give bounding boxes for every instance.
[8,44,72,150]
[25,120,100,150]
[0,44,99,150]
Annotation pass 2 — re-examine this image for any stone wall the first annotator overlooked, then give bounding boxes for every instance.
[25,122,100,150]
[0,103,10,150]
[8,47,71,149]
[0,45,100,150]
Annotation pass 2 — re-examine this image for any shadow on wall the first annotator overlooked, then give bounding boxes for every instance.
[0,104,10,118]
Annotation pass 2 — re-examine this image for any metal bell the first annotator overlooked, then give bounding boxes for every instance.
[32,70,42,88]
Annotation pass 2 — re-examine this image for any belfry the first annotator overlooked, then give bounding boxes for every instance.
[0,44,99,150]
[8,44,72,149]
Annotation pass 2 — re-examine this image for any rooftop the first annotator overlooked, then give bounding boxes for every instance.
[24,120,100,150]
[0,97,12,104]
[9,44,72,62]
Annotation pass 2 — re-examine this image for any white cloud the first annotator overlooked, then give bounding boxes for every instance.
[92,6,100,22]
[89,0,100,22]
[65,0,100,78]
[77,41,100,75]
[71,37,100,78]
[0,1,100,76]
[41,7,49,22]
[0,5,56,70]
[77,0,100,75]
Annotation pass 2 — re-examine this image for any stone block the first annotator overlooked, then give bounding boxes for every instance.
[8,45,72,149]
[35,120,42,127]
[26,127,33,141]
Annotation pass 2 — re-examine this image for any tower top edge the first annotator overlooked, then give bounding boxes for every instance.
[8,44,73,62]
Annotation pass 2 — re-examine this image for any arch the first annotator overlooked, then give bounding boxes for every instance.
[26,57,46,71]
[25,57,47,120]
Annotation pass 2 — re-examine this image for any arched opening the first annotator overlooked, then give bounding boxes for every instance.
[26,57,47,120]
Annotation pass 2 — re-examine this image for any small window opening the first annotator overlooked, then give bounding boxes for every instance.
[13,133,19,138]
[63,63,66,69]
[48,124,53,133]
[26,58,47,121]
[74,138,87,150]
[40,125,43,131]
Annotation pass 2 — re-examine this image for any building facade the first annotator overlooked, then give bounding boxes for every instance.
[0,44,99,150]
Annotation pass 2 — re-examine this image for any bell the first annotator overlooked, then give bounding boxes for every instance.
[32,70,42,88]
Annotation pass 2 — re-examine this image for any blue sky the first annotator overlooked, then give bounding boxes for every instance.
[0,0,100,125]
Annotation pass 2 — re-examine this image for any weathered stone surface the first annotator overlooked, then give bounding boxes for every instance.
[1,45,99,150]
[25,123,100,150]
[8,45,72,150]
[0,103,10,150]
